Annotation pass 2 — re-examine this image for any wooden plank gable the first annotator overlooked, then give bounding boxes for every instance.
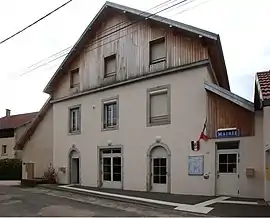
[207,91,255,138]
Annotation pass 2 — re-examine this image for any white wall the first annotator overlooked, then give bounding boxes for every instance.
[53,66,211,194]
[53,65,263,197]
[22,107,53,179]
[263,106,270,201]
[0,137,15,159]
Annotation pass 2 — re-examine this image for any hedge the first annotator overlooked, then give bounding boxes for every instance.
[0,158,22,180]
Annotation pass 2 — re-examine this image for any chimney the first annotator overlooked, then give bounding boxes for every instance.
[6,109,10,117]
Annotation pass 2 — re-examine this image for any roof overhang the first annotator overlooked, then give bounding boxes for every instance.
[205,82,254,112]
[15,97,52,150]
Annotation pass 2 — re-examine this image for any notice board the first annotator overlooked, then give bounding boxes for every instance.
[188,155,204,175]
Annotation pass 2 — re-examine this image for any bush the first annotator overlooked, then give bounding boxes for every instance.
[0,158,22,180]
[43,164,58,184]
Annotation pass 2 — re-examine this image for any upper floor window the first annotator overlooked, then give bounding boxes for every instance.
[102,96,119,131]
[2,145,7,155]
[147,85,171,126]
[150,37,166,64]
[70,68,80,88]
[69,105,81,134]
[104,54,116,78]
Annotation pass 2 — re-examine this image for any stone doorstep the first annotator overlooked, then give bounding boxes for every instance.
[38,184,210,217]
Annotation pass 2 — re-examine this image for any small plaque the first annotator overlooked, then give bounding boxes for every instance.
[216,129,240,138]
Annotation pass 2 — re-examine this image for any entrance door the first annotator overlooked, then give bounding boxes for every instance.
[26,163,34,179]
[71,158,80,184]
[216,150,239,196]
[151,157,167,192]
[101,148,122,189]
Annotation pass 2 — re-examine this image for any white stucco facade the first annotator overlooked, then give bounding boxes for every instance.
[52,66,265,198]
[21,107,53,179]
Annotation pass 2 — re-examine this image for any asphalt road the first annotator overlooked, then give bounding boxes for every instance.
[0,185,191,217]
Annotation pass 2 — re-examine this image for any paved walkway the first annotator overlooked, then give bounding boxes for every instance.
[0,180,21,186]
[47,184,270,217]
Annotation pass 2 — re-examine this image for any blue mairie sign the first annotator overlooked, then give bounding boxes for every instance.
[216,128,240,138]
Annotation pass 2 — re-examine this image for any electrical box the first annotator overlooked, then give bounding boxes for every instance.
[246,168,255,178]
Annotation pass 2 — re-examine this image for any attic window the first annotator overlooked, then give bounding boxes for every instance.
[150,37,166,64]
[70,68,79,88]
[104,54,116,78]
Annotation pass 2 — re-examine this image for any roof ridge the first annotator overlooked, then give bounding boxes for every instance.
[0,111,38,119]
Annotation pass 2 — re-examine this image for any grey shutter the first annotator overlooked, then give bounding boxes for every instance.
[150,39,165,63]
[78,107,81,131]
[150,92,168,117]
[105,55,116,77]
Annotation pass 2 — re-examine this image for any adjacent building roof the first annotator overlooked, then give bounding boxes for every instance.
[0,112,38,130]
[204,82,254,112]
[15,97,52,150]
[43,1,230,95]
[256,70,270,100]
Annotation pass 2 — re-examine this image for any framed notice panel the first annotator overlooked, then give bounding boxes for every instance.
[188,155,204,176]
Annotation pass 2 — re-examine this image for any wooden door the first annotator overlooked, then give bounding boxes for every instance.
[26,163,34,179]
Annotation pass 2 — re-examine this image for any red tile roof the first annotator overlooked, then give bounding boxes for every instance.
[257,71,270,100]
[0,112,38,130]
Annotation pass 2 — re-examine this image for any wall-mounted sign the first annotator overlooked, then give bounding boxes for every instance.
[188,155,204,176]
[216,128,240,138]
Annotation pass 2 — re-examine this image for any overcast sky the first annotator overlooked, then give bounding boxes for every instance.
[0,0,269,117]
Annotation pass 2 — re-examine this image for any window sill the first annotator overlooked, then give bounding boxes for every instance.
[104,73,116,78]
[147,120,171,127]
[150,59,166,65]
[68,131,81,136]
[102,126,119,132]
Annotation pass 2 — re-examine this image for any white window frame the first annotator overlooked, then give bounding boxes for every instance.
[102,96,119,131]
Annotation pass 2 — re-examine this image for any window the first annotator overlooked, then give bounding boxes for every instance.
[218,153,238,173]
[153,158,167,184]
[104,54,116,78]
[69,106,81,134]
[2,145,7,155]
[70,68,80,88]
[147,85,170,126]
[102,97,119,130]
[150,37,166,64]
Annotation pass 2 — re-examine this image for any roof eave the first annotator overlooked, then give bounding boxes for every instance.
[15,97,52,150]
[105,1,218,40]
[43,2,109,94]
[216,35,230,91]
[205,82,254,112]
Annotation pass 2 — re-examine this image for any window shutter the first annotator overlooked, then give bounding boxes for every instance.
[105,55,116,77]
[150,38,165,63]
[70,68,79,87]
[150,92,168,117]
[78,108,81,131]
[104,105,108,128]
[73,72,79,86]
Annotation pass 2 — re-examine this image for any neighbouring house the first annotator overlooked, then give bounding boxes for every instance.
[15,98,53,180]
[254,70,270,202]
[15,1,270,201]
[0,109,38,159]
